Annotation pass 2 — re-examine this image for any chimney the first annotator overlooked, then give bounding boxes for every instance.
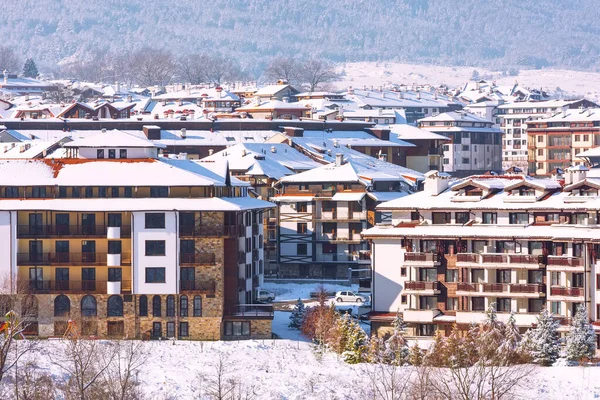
[101,128,107,133]
[424,171,450,196]
[282,126,304,137]
[565,165,588,185]
[366,127,390,141]
[142,125,161,140]
[348,86,354,95]
[335,153,344,166]
[271,146,276,153]
[115,81,120,93]
[3,70,7,85]
[181,128,186,138]
[208,149,214,156]
[127,94,132,103]
[216,86,223,99]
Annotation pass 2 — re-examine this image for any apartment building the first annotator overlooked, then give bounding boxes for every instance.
[526,108,600,176]
[418,111,503,176]
[0,129,274,340]
[272,154,419,281]
[364,169,600,344]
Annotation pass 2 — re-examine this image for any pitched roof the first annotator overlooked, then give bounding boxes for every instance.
[64,129,162,148]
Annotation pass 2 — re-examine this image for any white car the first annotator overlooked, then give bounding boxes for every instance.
[256,289,276,303]
[335,291,369,303]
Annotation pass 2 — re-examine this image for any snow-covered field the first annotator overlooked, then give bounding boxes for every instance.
[337,61,600,100]
[7,339,600,400]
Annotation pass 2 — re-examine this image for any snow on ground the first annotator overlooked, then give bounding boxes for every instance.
[261,281,360,302]
[9,339,600,400]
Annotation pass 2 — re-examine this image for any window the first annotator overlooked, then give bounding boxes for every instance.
[194,296,202,317]
[528,299,544,313]
[58,187,67,198]
[146,267,166,283]
[110,187,119,197]
[537,135,543,143]
[461,158,470,164]
[72,186,81,198]
[432,212,450,225]
[472,297,485,311]
[81,295,97,317]
[145,213,165,229]
[124,187,133,197]
[462,145,469,151]
[497,298,511,312]
[98,187,107,197]
[139,295,148,317]
[224,321,250,336]
[166,295,175,317]
[152,295,162,317]
[108,149,116,159]
[120,149,127,159]
[296,202,308,212]
[455,212,470,224]
[445,270,458,282]
[85,187,93,198]
[400,267,407,276]
[443,158,449,165]
[180,295,188,317]
[297,222,307,234]
[401,295,407,304]
[297,243,307,255]
[97,149,104,159]
[418,324,435,336]
[152,322,162,338]
[166,322,175,338]
[107,295,123,317]
[54,295,70,317]
[31,187,46,198]
[597,274,600,290]
[150,186,168,197]
[551,301,561,315]
[573,273,584,288]
[509,213,529,225]
[575,135,580,142]
[108,240,122,255]
[446,298,457,311]
[108,268,122,282]
[179,322,189,338]
[145,240,166,256]
[482,212,497,224]
[497,270,511,283]
[584,134,590,142]
[551,271,561,286]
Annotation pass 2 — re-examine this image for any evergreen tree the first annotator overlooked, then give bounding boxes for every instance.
[408,341,423,366]
[340,314,367,364]
[478,303,505,361]
[288,298,306,329]
[365,335,385,364]
[527,308,561,366]
[22,58,38,78]
[383,310,409,365]
[500,312,526,363]
[566,304,596,362]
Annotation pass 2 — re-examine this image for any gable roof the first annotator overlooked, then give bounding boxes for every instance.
[64,129,163,149]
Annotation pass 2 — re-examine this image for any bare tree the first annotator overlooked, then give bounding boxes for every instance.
[300,58,339,91]
[204,55,246,85]
[52,337,116,400]
[131,47,176,87]
[264,56,302,84]
[0,46,21,74]
[12,361,57,400]
[358,363,413,400]
[102,341,149,400]
[178,53,210,85]
[195,352,255,400]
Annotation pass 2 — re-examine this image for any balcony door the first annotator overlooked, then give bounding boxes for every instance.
[55,213,70,235]
[181,267,195,290]
[55,268,69,291]
[82,268,96,291]
[29,240,43,263]
[81,214,96,235]
[29,213,43,235]
[419,268,437,282]
[55,241,70,263]
[29,267,43,291]
[81,240,96,263]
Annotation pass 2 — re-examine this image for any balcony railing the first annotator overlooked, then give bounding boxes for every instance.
[457,253,479,263]
[550,286,584,297]
[225,304,274,318]
[179,280,216,294]
[404,252,439,262]
[547,256,584,267]
[17,252,131,266]
[457,282,478,292]
[405,281,439,291]
[510,283,545,293]
[18,224,131,238]
[179,225,237,238]
[24,280,132,294]
[481,254,508,264]
[180,252,216,265]
[482,283,507,293]
[510,254,540,264]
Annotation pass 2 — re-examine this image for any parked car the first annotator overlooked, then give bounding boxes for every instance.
[335,291,369,303]
[256,289,276,303]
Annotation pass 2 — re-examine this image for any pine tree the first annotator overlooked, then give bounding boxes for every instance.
[423,330,447,367]
[500,312,526,364]
[527,308,561,366]
[408,341,423,366]
[365,335,385,364]
[340,314,367,364]
[22,58,38,78]
[566,304,596,362]
[478,303,505,362]
[288,298,306,329]
[383,310,409,365]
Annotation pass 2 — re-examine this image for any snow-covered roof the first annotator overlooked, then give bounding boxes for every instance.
[64,129,161,148]
[237,100,310,111]
[388,124,449,141]
[419,111,491,123]
[253,84,298,97]
[153,87,239,102]
[302,130,414,148]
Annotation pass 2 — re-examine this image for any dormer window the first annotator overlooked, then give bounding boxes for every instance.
[579,188,598,196]
[108,149,116,159]
[519,188,535,196]
[509,212,529,225]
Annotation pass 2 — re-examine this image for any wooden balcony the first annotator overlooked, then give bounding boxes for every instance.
[180,252,216,265]
[17,252,131,266]
[404,252,439,265]
[457,282,478,292]
[179,280,216,295]
[510,283,545,294]
[23,280,132,294]
[546,256,584,271]
[404,281,440,295]
[178,225,237,238]
[18,224,131,238]
[550,286,584,297]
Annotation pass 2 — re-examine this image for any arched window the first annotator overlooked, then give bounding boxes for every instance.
[180,295,188,317]
[54,295,70,317]
[166,295,175,317]
[152,295,161,317]
[107,295,123,317]
[193,296,202,317]
[139,295,148,317]
[21,295,38,318]
[81,295,97,317]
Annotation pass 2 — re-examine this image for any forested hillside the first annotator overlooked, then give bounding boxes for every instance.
[2,0,600,73]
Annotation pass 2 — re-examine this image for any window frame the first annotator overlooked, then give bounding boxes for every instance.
[145,240,166,256]
[145,267,166,283]
[145,213,166,229]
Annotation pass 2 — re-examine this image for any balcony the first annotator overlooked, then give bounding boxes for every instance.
[456,311,538,326]
[17,225,131,238]
[510,283,545,294]
[546,256,585,271]
[179,225,237,238]
[17,252,132,266]
[252,224,260,236]
[456,282,479,293]
[550,286,584,299]
[404,281,440,295]
[456,253,542,269]
[481,254,508,265]
[179,280,216,294]
[456,282,545,297]
[403,308,442,323]
[180,252,216,265]
[24,280,132,294]
[315,253,356,262]
[509,254,543,268]
[403,252,440,266]
[456,253,479,265]
[428,147,443,156]
[224,304,274,319]
[481,283,507,293]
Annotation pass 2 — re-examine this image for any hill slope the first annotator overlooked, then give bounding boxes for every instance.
[3,0,600,71]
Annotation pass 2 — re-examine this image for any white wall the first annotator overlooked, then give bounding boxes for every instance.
[132,211,178,294]
[372,239,406,313]
[0,211,16,292]
[79,147,157,159]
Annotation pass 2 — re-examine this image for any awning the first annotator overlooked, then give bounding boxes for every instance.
[271,195,315,202]
[331,192,366,201]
